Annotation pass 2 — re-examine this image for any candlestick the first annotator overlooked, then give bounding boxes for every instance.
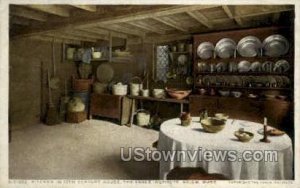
[260,117,270,143]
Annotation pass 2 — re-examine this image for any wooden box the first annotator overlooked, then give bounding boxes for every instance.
[67,111,87,123]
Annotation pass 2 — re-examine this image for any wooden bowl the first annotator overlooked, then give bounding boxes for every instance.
[234,131,254,142]
[165,88,192,100]
[201,118,225,133]
[214,113,229,120]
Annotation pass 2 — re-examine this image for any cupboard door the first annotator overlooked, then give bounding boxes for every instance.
[189,95,218,116]
[262,100,291,129]
[217,98,263,123]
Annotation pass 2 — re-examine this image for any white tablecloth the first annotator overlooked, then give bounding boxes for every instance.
[157,117,293,180]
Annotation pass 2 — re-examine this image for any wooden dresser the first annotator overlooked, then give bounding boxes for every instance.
[90,93,123,122]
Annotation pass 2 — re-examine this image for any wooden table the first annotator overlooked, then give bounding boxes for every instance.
[127,95,189,126]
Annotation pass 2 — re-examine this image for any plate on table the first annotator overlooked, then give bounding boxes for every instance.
[250,61,262,72]
[262,61,274,72]
[215,38,236,59]
[257,128,285,136]
[237,36,262,57]
[263,34,289,57]
[238,60,251,72]
[273,60,290,73]
[197,42,215,59]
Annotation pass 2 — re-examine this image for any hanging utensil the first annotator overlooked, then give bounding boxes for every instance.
[50,38,60,89]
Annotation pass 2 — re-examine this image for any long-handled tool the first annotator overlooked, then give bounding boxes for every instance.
[45,68,60,125]
[49,39,60,90]
[59,78,70,121]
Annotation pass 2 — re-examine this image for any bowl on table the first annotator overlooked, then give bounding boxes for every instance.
[201,117,225,133]
[215,113,229,121]
[234,130,254,142]
[165,88,191,100]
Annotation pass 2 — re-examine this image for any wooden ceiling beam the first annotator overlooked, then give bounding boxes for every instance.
[73,29,109,40]
[28,35,81,45]
[26,5,70,17]
[222,5,244,26]
[144,33,191,44]
[10,16,30,26]
[97,5,218,25]
[127,21,165,34]
[79,27,128,39]
[10,6,48,22]
[61,30,108,41]
[71,5,97,12]
[12,5,217,38]
[186,11,213,29]
[78,27,109,35]
[152,17,188,32]
[45,32,96,43]
[97,24,146,37]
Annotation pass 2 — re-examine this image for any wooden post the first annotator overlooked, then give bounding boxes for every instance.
[109,32,112,62]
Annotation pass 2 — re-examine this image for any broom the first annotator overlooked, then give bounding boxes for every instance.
[45,68,60,125]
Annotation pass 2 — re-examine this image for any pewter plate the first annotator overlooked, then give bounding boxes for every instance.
[250,61,262,72]
[237,36,262,57]
[238,60,251,72]
[197,42,214,59]
[263,34,289,57]
[215,38,236,59]
[273,60,290,73]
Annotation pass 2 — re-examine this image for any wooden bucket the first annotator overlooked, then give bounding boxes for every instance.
[130,77,143,96]
[72,76,93,92]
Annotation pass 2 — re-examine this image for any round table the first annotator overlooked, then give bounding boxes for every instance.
[157,117,293,180]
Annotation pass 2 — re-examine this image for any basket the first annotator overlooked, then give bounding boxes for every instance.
[130,77,143,96]
[72,76,93,92]
[67,111,87,123]
[112,83,128,95]
[136,109,150,126]
[72,91,90,112]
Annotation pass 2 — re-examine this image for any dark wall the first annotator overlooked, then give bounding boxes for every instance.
[9,39,149,130]
[9,38,77,130]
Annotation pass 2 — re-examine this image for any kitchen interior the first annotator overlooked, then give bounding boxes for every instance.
[9,4,295,180]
